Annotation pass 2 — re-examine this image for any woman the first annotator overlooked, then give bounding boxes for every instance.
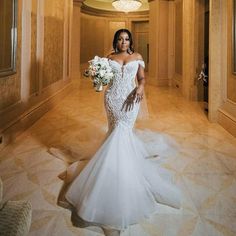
[63,29,181,235]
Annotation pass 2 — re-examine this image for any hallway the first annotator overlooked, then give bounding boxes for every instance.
[0,79,236,236]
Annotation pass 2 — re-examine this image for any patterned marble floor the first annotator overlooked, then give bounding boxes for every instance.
[0,79,236,236]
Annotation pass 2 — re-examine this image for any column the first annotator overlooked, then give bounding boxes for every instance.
[208,0,225,122]
[71,0,84,79]
[148,0,159,86]
[148,0,171,86]
[182,0,195,99]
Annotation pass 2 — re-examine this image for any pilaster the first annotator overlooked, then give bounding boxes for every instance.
[71,0,84,79]
[208,0,225,122]
[182,0,195,99]
[148,0,159,86]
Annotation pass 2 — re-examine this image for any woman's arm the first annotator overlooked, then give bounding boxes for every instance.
[122,64,145,111]
[135,55,145,103]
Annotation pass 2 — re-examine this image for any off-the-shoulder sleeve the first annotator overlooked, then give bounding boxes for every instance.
[138,60,145,68]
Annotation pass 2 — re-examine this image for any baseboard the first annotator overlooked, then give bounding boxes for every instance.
[0,81,73,151]
[218,107,236,138]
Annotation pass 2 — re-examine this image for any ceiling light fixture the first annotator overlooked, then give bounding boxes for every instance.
[112,0,142,13]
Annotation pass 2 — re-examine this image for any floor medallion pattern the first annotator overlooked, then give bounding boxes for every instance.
[0,80,236,236]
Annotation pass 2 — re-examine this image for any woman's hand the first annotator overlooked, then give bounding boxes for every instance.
[122,85,144,112]
[122,89,135,112]
[134,85,144,103]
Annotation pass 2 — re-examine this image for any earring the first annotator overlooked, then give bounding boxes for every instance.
[127,47,132,54]
[115,47,119,53]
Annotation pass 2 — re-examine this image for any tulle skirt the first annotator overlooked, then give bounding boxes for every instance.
[64,123,181,230]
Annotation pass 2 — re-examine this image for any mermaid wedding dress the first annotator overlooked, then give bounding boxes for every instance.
[64,59,181,230]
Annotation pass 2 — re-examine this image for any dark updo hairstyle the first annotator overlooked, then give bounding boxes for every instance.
[112,29,134,54]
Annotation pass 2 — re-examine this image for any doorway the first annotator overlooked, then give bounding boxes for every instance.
[196,0,209,112]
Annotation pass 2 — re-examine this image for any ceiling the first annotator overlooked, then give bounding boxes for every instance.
[83,0,149,12]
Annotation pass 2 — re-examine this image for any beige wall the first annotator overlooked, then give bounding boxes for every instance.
[148,0,158,84]
[148,0,169,86]
[227,0,236,102]
[172,0,207,100]
[0,0,22,111]
[43,0,65,88]
[79,13,148,69]
[0,0,73,149]
[71,2,81,79]
[174,0,183,76]
[158,1,169,80]
[169,0,183,89]
[80,2,170,86]
[80,14,106,64]
[30,0,38,94]
[0,0,13,69]
[132,21,149,70]
[217,0,236,137]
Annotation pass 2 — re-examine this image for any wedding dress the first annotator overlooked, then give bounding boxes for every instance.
[64,59,181,230]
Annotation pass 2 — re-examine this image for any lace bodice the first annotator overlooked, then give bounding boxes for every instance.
[104,59,145,132]
[108,59,145,86]
[106,59,145,96]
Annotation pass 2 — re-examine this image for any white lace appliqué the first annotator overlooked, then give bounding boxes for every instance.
[104,60,145,132]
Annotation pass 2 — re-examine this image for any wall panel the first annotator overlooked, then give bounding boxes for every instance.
[43,0,64,88]
[80,15,106,64]
[227,0,236,102]
[0,0,22,111]
[175,0,183,76]
[0,0,73,149]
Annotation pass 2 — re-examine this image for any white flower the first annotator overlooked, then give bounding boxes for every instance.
[86,56,114,91]
[99,69,106,77]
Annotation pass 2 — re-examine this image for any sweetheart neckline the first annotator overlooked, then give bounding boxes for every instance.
[109,59,144,67]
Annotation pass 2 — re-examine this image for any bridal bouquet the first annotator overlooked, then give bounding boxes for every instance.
[86,56,114,92]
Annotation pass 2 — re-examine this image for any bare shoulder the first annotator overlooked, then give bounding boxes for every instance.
[132,52,143,61]
[106,52,115,59]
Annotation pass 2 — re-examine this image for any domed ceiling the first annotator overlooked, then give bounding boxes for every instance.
[83,0,149,12]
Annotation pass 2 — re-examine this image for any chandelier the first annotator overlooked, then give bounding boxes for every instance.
[112,0,142,13]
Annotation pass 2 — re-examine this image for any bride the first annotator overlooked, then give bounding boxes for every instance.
[60,29,181,235]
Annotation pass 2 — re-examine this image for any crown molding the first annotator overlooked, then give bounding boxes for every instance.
[148,0,175,1]
[81,4,149,18]
[73,0,84,3]
[73,0,84,6]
